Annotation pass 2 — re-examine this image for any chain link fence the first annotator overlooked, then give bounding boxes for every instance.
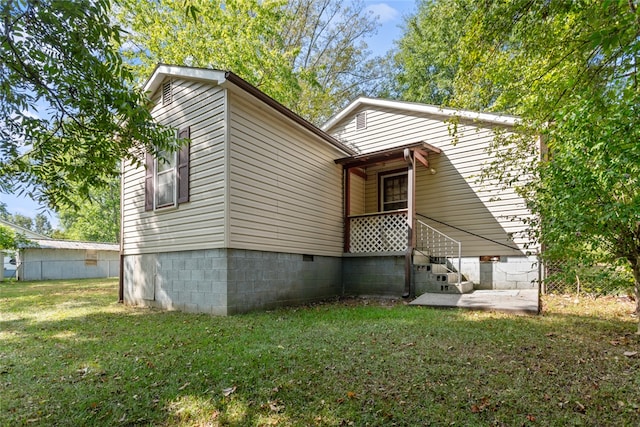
[541,258,634,296]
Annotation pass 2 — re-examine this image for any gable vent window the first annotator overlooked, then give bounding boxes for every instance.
[355,112,367,130]
[162,80,173,105]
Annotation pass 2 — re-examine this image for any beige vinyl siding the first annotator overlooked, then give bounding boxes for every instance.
[332,108,453,154]
[363,160,406,213]
[329,106,533,256]
[122,78,228,255]
[228,94,345,256]
[349,172,366,215]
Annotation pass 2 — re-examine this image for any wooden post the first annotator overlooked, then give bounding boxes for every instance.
[344,167,351,253]
[404,149,415,298]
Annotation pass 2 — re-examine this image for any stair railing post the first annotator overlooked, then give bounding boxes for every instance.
[457,241,462,286]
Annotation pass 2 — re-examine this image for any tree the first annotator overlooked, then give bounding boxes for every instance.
[396,0,640,331]
[0,224,16,250]
[0,224,31,253]
[0,202,10,220]
[9,214,33,231]
[117,0,298,105]
[0,202,53,236]
[529,89,639,300]
[34,213,52,236]
[117,0,383,124]
[393,0,471,105]
[448,1,639,118]
[280,0,384,122]
[1,0,176,209]
[57,176,120,243]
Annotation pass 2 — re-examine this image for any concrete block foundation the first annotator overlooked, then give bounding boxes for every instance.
[469,256,539,290]
[123,249,342,315]
[123,251,539,315]
[342,255,405,296]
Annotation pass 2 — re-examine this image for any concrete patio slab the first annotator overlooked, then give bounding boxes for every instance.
[409,289,540,315]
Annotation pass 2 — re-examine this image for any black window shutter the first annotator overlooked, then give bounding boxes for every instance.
[177,126,190,204]
[144,151,154,211]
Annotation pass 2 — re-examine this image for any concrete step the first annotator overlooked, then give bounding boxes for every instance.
[413,253,431,265]
[415,265,468,283]
[424,281,474,294]
[414,261,450,274]
[428,272,458,283]
[432,264,451,274]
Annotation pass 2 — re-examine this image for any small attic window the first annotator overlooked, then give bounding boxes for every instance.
[355,112,367,130]
[162,80,173,105]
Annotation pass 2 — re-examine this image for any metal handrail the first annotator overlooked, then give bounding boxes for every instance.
[415,219,462,286]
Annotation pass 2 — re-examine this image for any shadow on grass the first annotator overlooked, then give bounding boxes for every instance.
[1,283,639,426]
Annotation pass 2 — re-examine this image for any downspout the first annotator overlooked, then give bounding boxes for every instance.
[403,148,415,298]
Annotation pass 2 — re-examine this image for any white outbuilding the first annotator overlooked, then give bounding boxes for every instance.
[16,239,119,281]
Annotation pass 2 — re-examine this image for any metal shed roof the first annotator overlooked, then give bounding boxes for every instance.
[20,239,119,251]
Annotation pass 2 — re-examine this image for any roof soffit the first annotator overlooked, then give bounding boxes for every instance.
[335,141,441,169]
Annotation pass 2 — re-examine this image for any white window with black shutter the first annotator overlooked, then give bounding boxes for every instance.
[156,148,177,208]
[145,126,190,211]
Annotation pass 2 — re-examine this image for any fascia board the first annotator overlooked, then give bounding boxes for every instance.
[322,97,519,131]
[143,64,228,97]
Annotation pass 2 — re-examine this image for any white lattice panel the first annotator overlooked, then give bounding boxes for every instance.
[349,212,408,253]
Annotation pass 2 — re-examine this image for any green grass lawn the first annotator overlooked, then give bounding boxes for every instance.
[1,279,638,426]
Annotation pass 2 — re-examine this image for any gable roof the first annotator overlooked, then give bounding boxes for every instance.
[0,218,51,240]
[322,97,519,132]
[144,64,356,155]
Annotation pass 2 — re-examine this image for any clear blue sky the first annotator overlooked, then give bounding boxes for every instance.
[1,0,417,230]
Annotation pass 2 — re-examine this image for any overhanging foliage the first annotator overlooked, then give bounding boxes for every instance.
[0,0,177,209]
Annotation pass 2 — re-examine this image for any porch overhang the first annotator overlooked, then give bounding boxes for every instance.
[334,141,441,169]
[337,141,442,299]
